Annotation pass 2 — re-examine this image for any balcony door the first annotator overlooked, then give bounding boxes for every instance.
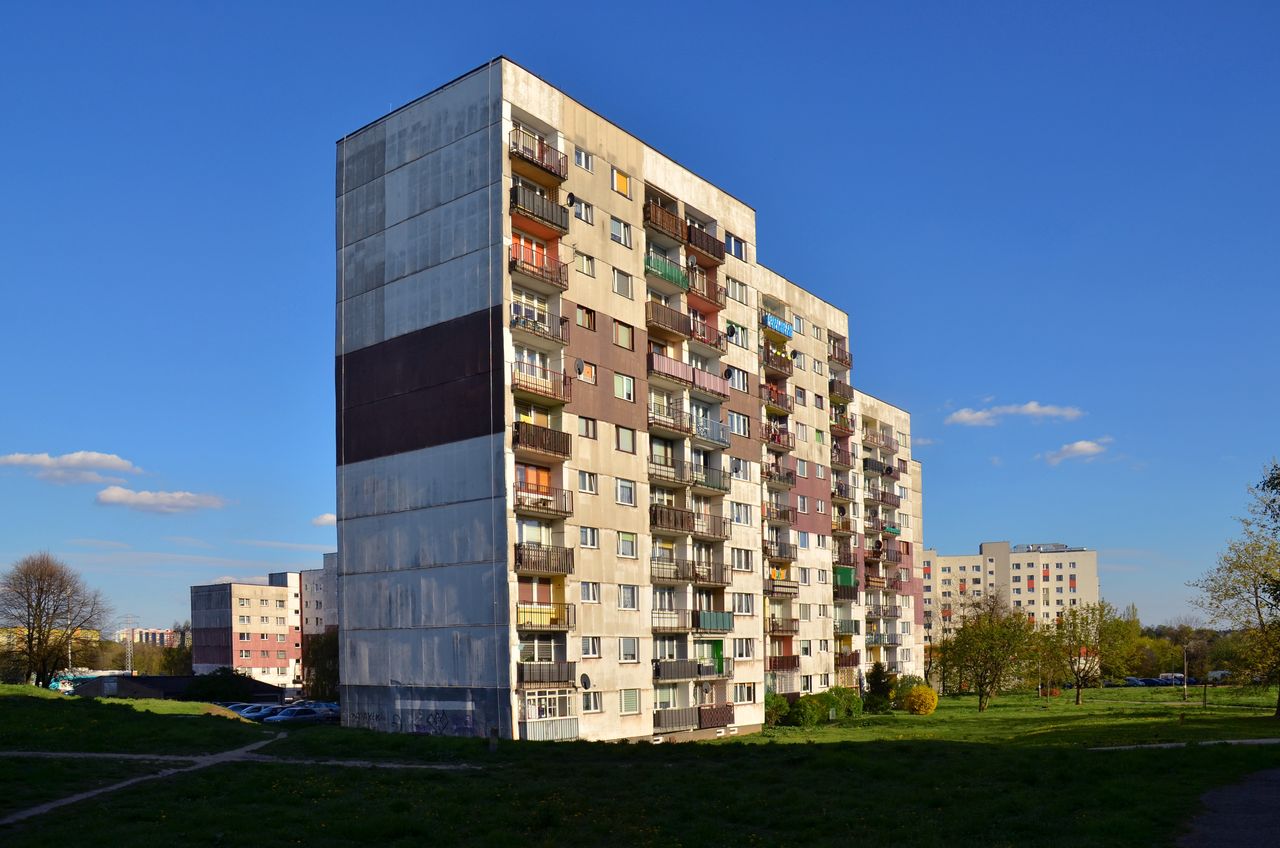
[652,586,675,612]
[517,576,552,606]
[516,518,551,546]
[515,463,551,495]
[648,288,671,306]
[512,230,547,265]
[519,635,563,663]
[512,173,548,198]
[694,589,715,612]
[691,542,714,566]
[514,402,552,428]
[511,286,550,329]
[650,437,675,466]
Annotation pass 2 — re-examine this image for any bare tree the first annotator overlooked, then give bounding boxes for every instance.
[949,594,1036,711]
[0,553,113,688]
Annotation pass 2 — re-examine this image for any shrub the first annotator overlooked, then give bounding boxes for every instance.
[891,674,927,708]
[902,685,938,716]
[863,693,892,714]
[866,662,894,700]
[790,694,827,728]
[825,686,863,719]
[764,691,790,727]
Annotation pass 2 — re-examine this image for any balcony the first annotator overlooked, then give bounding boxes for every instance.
[515,602,575,631]
[509,243,568,291]
[509,128,567,180]
[834,545,859,567]
[691,368,730,400]
[691,560,731,586]
[867,488,902,508]
[763,462,796,489]
[759,347,794,377]
[650,504,695,534]
[686,223,725,263]
[835,619,860,636]
[650,556,694,583]
[512,422,571,460]
[758,309,794,341]
[763,542,798,563]
[690,465,731,494]
[764,577,799,597]
[864,632,902,647]
[830,481,853,502]
[691,416,731,448]
[645,301,692,339]
[830,446,854,470]
[693,610,734,632]
[510,184,569,234]
[835,651,861,669]
[643,199,686,242]
[828,378,855,404]
[887,577,904,591]
[863,457,892,477]
[830,517,855,536]
[647,351,694,386]
[689,316,727,353]
[766,616,799,635]
[512,484,573,518]
[647,402,694,437]
[760,383,793,414]
[828,341,852,368]
[830,412,856,437]
[648,458,693,487]
[652,657,735,681]
[863,430,900,453]
[644,252,690,291]
[519,716,578,742]
[883,549,903,564]
[511,363,571,403]
[765,503,796,525]
[865,516,901,535]
[699,703,735,729]
[833,584,859,602]
[867,605,903,619]
[765,427,795,453]
[510,310,569,346]
[514,543,574,576]
[652,609,694,633]
[516,660,576,687]
[691,512,731,541]
[864,574,887,590]
[653,706,699,732]
[767,655,801,672]
[688,266,727,310]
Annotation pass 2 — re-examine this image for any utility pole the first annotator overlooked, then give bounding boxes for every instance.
[122,614,137,674]
[1182,645,1188,701]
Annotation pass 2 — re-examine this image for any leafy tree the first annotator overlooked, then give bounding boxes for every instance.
[824,686,862,719]
[302,631,339,700]
[1100,603,1143,680]
[865,661,894,700]
[185,667,260,702]
[0,553,112,687]
[764,691,790,727]
[161,643,192,676]
[788,694,824,728]
[949,594,1036,712]
[891,675,928,709]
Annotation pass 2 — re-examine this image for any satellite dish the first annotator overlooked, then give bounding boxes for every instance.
[837,506,846,516]
[726,325,736,338]
[722,367,732,378]
[687,256,697,267]
[566,192,576,207]
[790,350,800,360]
[574,359,585,376]
[580,673,591,690]
[731,459,742,473]
[702,682,712,695]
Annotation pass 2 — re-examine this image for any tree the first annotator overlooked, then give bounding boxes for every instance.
[1100,603,1143,681]
[948,594,1036,712]
[0,553,112,688]
[1046,602,1113,705]
[301,630,339,700]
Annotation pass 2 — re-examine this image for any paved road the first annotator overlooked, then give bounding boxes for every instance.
[1178,767,1280,847]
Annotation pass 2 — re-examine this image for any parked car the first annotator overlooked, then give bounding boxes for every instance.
[240,705,286,721]
[264,707,330,725]
[1123,677,1145,687]
[1208,670,1232,684]
[1140,677,1169,687]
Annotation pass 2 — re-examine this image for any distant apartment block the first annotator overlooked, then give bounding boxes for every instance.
[334,57,923,741]
[191,572,303,692]
[301,552,339,636]
[115,627,178,647]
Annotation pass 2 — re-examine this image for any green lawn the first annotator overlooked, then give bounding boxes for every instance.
[0,756,178,819]
[1,685,1278,847]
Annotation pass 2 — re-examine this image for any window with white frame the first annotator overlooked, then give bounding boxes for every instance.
[581,581,600,603]
[734,683,756,704]
[732,592,754,614]
[619,637,639,661]
[580,527,599,549]
[581,636,601,656]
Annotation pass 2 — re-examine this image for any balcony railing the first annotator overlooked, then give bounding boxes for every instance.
[643,200,685,242]
[509,243,568,290]
[650,556,694,582]
[863,430,900,453]
[517,660,576,686]
[686,224,725,262]
[760,383,794,413]
[763,542,798,562]
[759,347,794,376]
[644,252,690,290]
[831,481,854,501]
[645,301,692,337]
[835,651,861,669]
[834,545,858,567]
[650,504,695,534]
[649,458,693,486]
[512,484,573,517]
[519,717,578,741]
[689,316,727,352]
[764,577,799,597]
[767,616,799,635]
[828,342,852,368]
[864,632,902,646]
[765,503,796,525]
[647,351,694,385]
[652,609,694,632]
[758,309,794,339]
[699,703,735,729]
[515,602,575,631]
[883,549,904,563]
[867,488,902,508]
[512,422,571,458]
[833,584,859,602]
[692,416,731,447]
[509,128,567,179]
[511,363,571,402]
[647,402,694,435]
[653,657,735,680]
[767,655,800,672]
[835,619,860,635]
[831,517,855,535]
[829,412,855,436]
[763,462,796,488]
[688,266,726,308]
[863,457,893,477]
[867,605,903,619]
[690,465,731,493]
[828,378,855,403]
[691,560,731,586]
[514,543,574,576]
[510,184,569,232]
[653,706,699,731]
[510,310,569,345]
[830,446,854,468]
[691,368,730,399]
[765,427,795,452]
[691,512,731,540]
[693,610,734,632]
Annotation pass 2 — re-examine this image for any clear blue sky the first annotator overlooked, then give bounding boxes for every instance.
[1,2,1276,629]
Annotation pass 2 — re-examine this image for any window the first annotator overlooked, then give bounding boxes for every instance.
[733,593,755,614]
[796,459,808,478]
[800,640,812,657]
[275,599,285,608]
[616,479,636,506]
[724,232,746,260]
[728,411,750,437]
[575,251,595,276]
[582,691,602,713]
[276,634,286,642]
[727,322,749,349]
[260,616,271,624]
[238,598,249,607]
[733,638,754,659]
[612,269,633,299]
[794,353,806,371]
[731,458,752,480]
[277,650,287,659]
[580,527,600,549]
[239,649,251,658]
[582,636,601,656]
[799,567,811,585]
[820,673,831,688]
[618,585,639,610]
[617,532,637,558]
[610,217,632,247]
[615,426,636,453]
[578,416,597,438]
[574,146,594,171]
[818,569,829,584]
[797,495,809,513]
[576,305,596,330]
[238,615,250,624]
[731,548,754,572]
[260,599,270,607]
[816,500,826,514]
[726,277,750,305]
[816,465,826,479]
[731,502,752,525]
[619,636,639,661]
[734,683,756,704]
[795,387,807,406]
[238,632,250,641]
[801,675,813,693]
[613,320,634,350]
[614,373,634,401]
[798,532,810,549]
[799,603,812,621]
[581,581,600,603]
[620,688,640,714]
[578,471,598,494]
[797,423,808,442]
[275,617,285,625]
[611,167,631,197]
[573,197,594,224]
[580,362,597,384]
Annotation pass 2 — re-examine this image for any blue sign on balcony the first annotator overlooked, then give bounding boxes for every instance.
[762,312,793,339]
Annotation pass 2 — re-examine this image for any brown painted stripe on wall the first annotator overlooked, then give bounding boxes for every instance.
[337,307,503,466]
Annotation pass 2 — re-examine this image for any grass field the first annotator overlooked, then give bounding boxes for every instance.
[1,685,1278,847]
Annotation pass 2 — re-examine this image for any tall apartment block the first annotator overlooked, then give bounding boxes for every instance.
[920,542,1102,662]
[335,58,923,741]
[191,572,304,692]
[301,552,339,637]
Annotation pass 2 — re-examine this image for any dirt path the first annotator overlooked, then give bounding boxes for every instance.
[1178,767,1280,847]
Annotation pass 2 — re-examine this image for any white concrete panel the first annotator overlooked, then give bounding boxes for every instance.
[338,435,504,520]
[340,498,506,575]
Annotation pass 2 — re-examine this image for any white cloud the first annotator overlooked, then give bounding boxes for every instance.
[945,401,1084,427]
[37,469,127,485]
[67,538,131,550]
[235,539,334,553]
[95,486,226,514]
[311,513,337,527]
[1043,436,1114,466]
[0,451,142,484]
[912,437,937,447]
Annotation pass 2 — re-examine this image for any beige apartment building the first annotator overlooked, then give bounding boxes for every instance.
[334,57,923,742]
[191,572,303,693]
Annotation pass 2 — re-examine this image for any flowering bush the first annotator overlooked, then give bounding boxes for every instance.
[902,685,939,716]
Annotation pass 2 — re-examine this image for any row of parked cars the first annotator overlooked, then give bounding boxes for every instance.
[215,700,340,724]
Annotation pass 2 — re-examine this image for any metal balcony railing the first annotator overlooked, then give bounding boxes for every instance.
[509,243,568,289]
[830,412,856,435]
[512,484,573,517]
[688,265,726,307]
[643,200,685,242]
[691,560,731,586]
[765,503,796,525]
[867,605,903,619]
[510,309,569,345]
[763,462,796,488]
[835,619,860,635]
[831,481,854,501]
[831,517,855,534]
[691,512,731,540]
[511,363,571,402]
[686,224,725,262]
[760,383,794,413]
[689,316,727,352]
[766,616,799,635]
[691,368,730,399]
[764,577,799,597]
[828,342,852,368]
[763,542,798,562]
[650,504,695,534]
[650,556,694,582]
[765,427,795,452]
[828,378,855,403]
[767,655,800,672]
[647,402,694,434]
[699,703,734,729]
[652,609,694,632]
[644,252,690,290]
[692,416,731,447]
[645,301,692,337]
[830,446,854,468]
[514,543,574,576]
[515,602,575,631]
[653,706,699,731]
[516,660,576,686]
[510,184,568,231]
[509,128,567,179]
[835,651,860,669]
[512,422,571,458]
[693,610,733,632]
[759,347,794,375]
[689,464,731,493]
[647,351,694,385]
[648,458,693,486]
[833,584,859,602]
[758,309,794,339]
